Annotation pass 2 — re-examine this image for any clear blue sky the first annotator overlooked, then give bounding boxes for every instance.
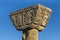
[0,0,60,40]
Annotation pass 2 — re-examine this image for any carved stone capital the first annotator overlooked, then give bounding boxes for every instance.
[10,4,52,31]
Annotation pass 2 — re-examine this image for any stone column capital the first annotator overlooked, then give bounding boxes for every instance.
[10,4,52,31]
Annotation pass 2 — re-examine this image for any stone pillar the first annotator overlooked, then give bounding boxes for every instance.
[23,29,38,40]
[10,4,52,40]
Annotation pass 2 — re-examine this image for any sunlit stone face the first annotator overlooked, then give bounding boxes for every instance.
[10,4,52,31]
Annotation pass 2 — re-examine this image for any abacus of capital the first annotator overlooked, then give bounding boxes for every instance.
[10,4,52,40]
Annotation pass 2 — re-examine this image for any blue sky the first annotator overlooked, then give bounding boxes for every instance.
[0,0,60,40]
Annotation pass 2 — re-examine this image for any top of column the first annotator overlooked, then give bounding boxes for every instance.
[10,4,52,31]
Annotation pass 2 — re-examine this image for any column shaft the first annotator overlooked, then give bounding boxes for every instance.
[22,29,38,40]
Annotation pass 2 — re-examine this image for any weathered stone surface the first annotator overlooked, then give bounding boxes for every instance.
[22,29,38,40]
[10,4,52,40]
[10,4,52,31]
